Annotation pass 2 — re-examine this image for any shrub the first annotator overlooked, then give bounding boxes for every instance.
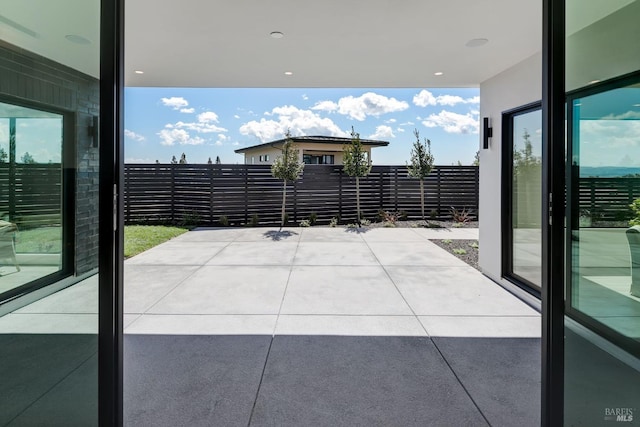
[249,214,259,227]
[309,212,318,225]
[360,218,371,226]
[299,219,311,227]
[451,207,473,224]
[442,239,452,244]
[219,215,229,226]
[453,248,467,255]
[469,242,479,249]
[329,217,338,228]
[630,199,640,226]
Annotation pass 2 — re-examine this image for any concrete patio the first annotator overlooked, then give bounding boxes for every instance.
[0,226,542,426]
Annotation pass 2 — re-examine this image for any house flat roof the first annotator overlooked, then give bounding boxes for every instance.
[234,135,389,154]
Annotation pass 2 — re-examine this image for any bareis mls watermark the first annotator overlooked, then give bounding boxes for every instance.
[604,407,634,422]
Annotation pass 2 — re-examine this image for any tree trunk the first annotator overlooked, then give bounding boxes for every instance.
[281,180,287,227]
[420,179,425,220]
[356,175,361,225]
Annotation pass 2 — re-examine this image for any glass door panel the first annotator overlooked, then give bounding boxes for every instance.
[0,102,65,296]
[0,0,106,424]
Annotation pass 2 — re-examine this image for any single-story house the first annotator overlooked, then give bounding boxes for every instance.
[234,135,389,165]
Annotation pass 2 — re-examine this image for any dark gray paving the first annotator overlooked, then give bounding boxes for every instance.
[250,336,489,427]
[0,334,97,426]
[565,329,640,427]
[9,354,98,427]
[124,335,271,427]
[432,337,541,427]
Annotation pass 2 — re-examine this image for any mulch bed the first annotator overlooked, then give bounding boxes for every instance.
[429,239,479,270]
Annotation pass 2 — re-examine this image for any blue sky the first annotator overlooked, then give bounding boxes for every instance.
[124,88,481,165]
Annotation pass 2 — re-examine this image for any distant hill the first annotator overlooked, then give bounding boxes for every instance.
[580,166,640,178]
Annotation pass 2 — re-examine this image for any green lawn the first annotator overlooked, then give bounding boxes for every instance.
[124,225,190,258]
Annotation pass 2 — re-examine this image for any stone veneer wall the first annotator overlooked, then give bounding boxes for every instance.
[0,40,99,275]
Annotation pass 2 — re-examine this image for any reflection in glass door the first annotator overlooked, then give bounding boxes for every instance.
[0,102,67,297]
[564,76,640,425]
[503,104,543,293]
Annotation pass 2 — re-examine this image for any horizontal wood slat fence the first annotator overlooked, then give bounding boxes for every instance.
[0,163,62,229]
[4,164,639,228]
[123,164,479,226]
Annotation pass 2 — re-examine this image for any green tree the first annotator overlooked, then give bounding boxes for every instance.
[179,153,187,164]
[271,130,304,227]
[170,155,178,164]
[343,127,372,224]
[21,152,36,164]
[407,129,435,220]
[215,155,221,165]
[472,150,480,166]
[207,157,213,164]
[0,147,7,163]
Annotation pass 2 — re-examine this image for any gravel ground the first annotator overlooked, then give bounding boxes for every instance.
[429,239,479,270]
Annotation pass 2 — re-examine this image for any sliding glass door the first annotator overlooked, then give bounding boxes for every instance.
[503,104,543,293]
[0,0,122,425]
[562,0,640,425]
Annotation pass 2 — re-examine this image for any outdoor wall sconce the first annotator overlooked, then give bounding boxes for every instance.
[88,115,99,148]
[482,117,492,149]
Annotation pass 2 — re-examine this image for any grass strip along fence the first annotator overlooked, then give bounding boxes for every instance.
[123,164,479,226]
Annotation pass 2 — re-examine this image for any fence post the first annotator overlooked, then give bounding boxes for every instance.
[338,169,343,221]
[170,164,175,223]
[209,165,214,225]
[379,169,384,212]
[394,167,398,212]
[437,168,442,219]
[293,179,298,222]
[124,166,130,224]
[244,166,249,224]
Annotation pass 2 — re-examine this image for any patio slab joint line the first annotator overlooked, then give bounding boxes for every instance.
[246,336,275,427]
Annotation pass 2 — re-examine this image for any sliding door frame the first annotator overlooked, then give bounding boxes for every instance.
[98,0,124,425]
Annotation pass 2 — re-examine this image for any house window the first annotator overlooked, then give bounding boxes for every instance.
[265,155,269,162]
[303,154,334,165]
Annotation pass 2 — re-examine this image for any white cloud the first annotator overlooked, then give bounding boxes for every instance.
[302,94,309,100]
[167,111,228,135]
[157,128,205,146]
[124,129,145,141]
[397,127,405,133]
[217,134,230,141]
[384,118,397,124]
[400,121,415,126]
[234,114,240,119]
[239,105,348,142]
[413,90,480,107]
[125,157,155,163]
[180,108,195,114]
[161,97,189,110]
[422,110,479,134]
[311,100,339,112]
[232,141,240,146]
[214,141,223,146]
[369,125,395,139]
[336,92,409,121]
[413,90,437,107]
[198,111,219,123]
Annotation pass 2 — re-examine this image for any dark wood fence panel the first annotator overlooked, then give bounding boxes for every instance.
[579,177,640,222]
[0,163,62,228]
[123,164,479,225]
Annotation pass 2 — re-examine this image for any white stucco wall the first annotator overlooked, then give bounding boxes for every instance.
[479,52,542,297]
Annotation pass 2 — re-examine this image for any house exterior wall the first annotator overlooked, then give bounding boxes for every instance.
[240,141,374,165]
[478,52,541,299]
[0,41,100,276]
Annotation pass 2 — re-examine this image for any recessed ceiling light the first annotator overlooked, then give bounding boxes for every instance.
[465,38,488,48]
[270,31,284,39]
[65,34,91,45]
[134,70,144,74]
[284,71,293,76]
[588,79,601,85]
[434,72,444,76]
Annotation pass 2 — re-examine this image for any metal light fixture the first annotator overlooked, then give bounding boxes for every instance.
[483,117,492,149]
